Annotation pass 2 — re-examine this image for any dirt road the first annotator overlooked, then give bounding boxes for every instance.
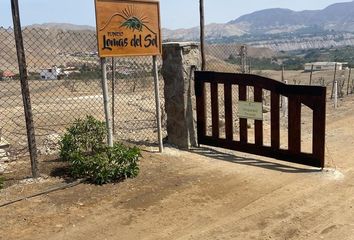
[1,96,354,240]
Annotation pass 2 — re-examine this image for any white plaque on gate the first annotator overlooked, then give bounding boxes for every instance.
[238,101,263,120]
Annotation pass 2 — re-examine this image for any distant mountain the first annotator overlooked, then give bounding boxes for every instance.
[229,1,354,33]
[229,8,312,28]
[163,23,247,42]
[25,23,95,32]
[13,1,354,54]
[163,1,354,41]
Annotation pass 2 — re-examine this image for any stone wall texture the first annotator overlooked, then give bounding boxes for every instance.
[162,42,200,149]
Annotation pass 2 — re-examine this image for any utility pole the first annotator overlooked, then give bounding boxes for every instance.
[200,0,206,71]
[11,0,39,178]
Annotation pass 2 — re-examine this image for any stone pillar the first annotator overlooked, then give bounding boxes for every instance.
[162,42,200,149]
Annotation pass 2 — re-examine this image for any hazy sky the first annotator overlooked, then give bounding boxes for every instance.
[0,0,352,29]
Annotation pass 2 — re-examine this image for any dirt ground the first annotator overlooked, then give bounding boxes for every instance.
[1,95,354,240]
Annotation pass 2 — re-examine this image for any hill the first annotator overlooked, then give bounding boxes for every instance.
[163,1,354,51]
[25,23,95,31]
[0,27,97,72]
[229,1,354,33]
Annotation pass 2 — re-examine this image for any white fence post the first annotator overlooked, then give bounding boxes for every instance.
[100,58,114,147]
[282,80,288,117]
[334,79,338,109]
[153,56,163,153]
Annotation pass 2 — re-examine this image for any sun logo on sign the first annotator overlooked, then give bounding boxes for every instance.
[99,5,156,34]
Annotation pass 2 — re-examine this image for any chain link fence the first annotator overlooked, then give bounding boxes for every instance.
[205,43,241,73]
[1,24,354,184]
[0,27,21,160]
[0,26,165,182]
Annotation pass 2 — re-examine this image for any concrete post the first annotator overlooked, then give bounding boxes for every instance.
[162,42,200,149]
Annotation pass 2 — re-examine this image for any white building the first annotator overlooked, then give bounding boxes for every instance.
[304,62,347,72]
[39,66,62,80]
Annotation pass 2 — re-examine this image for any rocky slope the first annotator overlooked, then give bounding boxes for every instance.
[248,33,354,51]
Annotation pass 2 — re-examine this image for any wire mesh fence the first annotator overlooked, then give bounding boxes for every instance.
[0,27,21,158]
[1,24,354,183]
[0,26,165,182]
[205,43,241,73]
[109,56,166,146]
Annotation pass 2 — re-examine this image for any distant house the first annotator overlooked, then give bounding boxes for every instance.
[39,66,62,80]
[304,62,347,72]
[2,70,16,80]
[63,67,80,76]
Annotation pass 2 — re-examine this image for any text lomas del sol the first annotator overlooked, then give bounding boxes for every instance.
[102,34,158,51]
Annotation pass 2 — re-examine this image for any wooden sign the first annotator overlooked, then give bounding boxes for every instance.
[238,101,263,120]
[95,0,161,57]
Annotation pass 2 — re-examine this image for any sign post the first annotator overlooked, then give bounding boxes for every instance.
[153,56,163,152]
[100,58,114,146]
[111,57,116,134]
[95,0,163,151]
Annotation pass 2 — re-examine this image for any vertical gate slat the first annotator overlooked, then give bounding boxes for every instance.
[196,80,206,141]
[239,85,248,143]
[254,87,263,146]
[313,93,326,168]
[271,92,280,149]
[211,82,219,138]
[224,83,233,141]
[288,96,301,153]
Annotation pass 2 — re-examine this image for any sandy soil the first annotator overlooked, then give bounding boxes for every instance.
[1,96,354,240]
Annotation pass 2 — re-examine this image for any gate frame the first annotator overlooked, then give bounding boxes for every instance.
[195,71,326,168]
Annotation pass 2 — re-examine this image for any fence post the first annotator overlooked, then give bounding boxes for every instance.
[240,45,247,74]
[11,0,39,178]
[111,57,116,134]
[248,59,252,74]
[347,67,351,95]
[331,63,337,99]
[352,69,354,94]
[280,65,285,108]
[199,0,206,71]
[162,42,200,149]
[153,55,163,153]
[100,58,114,147]
[334,79,338,109]
[282,80,288,117]
[309,64,314,85]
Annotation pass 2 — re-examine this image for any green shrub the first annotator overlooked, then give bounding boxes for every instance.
[59,116,141,184]
[70,143,140,185]
[60,116,106,161]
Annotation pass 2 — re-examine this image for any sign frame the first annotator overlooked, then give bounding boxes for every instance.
[94,0,162,57]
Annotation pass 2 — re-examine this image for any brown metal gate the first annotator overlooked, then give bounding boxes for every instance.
[195,71,326,168]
